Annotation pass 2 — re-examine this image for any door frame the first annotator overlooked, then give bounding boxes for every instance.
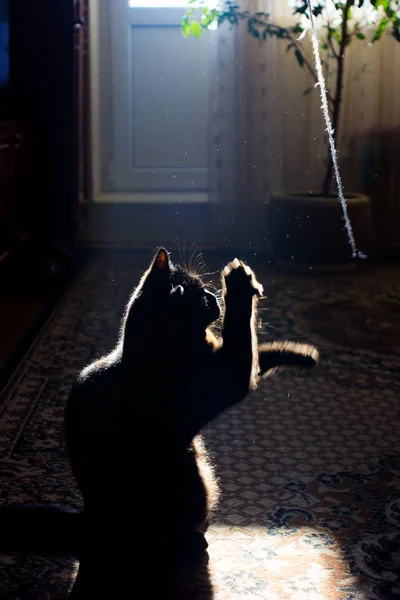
[86,0,216,246]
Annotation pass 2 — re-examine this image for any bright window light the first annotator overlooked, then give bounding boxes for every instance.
[128,0,219,30]
[129,0,190,7]
[129,0,218,9]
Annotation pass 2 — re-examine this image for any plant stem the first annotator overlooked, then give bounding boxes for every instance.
[322,0,351,196]
[327,32,338,60]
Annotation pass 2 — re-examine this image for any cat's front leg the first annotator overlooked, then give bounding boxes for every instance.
[187,260,263,437]
[219,259,263,393]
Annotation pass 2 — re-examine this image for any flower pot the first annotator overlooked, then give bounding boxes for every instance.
[265,191,372,270]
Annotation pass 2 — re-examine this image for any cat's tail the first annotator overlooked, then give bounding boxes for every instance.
[0,504,82,555]
[258,341,319,377]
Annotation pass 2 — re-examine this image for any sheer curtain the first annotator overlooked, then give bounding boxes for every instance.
[208,0,400,250]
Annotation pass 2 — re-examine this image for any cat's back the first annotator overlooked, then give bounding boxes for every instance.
[65,349,123,437]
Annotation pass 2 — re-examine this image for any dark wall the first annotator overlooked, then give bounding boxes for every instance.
[0,0,8,21]
[11,0,76,255]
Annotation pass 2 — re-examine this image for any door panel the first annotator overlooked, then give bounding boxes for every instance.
[99,2,211,197]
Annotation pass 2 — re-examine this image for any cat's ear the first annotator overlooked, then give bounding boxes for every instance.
[151,248,170,273]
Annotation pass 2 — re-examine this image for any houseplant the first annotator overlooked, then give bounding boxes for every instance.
[183,0,400,267]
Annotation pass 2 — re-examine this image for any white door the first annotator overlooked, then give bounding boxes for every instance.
[90,0,211,205]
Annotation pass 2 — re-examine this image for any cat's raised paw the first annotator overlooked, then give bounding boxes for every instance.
[223,259,263,298]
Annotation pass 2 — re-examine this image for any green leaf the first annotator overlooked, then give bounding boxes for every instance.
[294,48,305,68]
[190,20,203,37]
[293,4,308,16]
[356,32,366,39]
[331,29,342,43]
[181,16,191,37]
[313,6,324,17]
[370,0,390,10]
[372,16,388,41]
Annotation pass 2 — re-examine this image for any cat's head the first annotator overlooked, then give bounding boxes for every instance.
[131,248,220,335]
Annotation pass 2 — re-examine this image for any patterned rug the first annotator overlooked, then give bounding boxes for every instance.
[0,251,400,600]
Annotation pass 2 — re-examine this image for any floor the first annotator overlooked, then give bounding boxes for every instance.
[0,244,83,386]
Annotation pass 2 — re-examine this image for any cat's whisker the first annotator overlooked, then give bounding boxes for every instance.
[194,253,207,276]
[183,236,187,264]
[187,241,198,274]
[201,270,221,277]
[182,236,190,272]
[177,238,185,271]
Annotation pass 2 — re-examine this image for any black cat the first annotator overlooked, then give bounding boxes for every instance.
[0,249,318,598]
